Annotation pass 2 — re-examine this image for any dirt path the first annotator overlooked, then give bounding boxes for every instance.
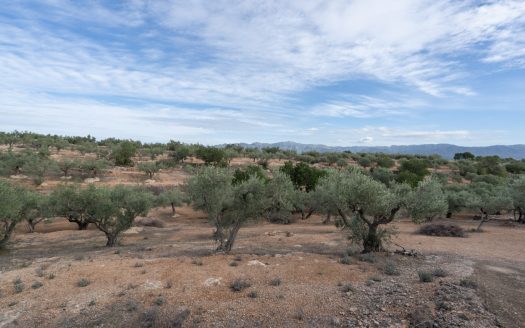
[473,260,525,328]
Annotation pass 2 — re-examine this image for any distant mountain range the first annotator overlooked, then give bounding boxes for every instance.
[228,142,525,159]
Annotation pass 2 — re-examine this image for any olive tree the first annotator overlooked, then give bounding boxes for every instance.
[444,184,480,218]
[185,167,268,252]
[156,187,187,216]
[510,176,525,223]
[265,171,296,224]
[0,181,28,247]
[57,158,79,177]
[185,167,234,247]
[138,162,160,179]
[50,184,95,230]
[22,192,52,233]
[316,170,443,253]
[406,177,448,222]
[85,185,154,246]
[469,182,513,231]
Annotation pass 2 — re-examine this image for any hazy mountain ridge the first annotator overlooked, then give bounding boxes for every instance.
[228,142,525,159]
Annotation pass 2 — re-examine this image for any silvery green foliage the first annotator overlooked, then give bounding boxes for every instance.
[445,184,481,216]
[510,176,525,212]
[316,169,403,220]
[0,181,35,246]
[185,166,234,224]
[469,181,514,214]
[185,167,269,252]
[265,170,296,223]
[406,177,448,223]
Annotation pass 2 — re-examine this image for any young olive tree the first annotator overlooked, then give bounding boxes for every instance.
[50,184,96,230]
[406,177,448,222]
[156,187,187,216]
[0,181,28,247]
[57,158,79,177]
[22,192,52,233]
[85,185,154,246]
[185,167,268,252]
[138,162,160,179]
[185,167,234,247]
[469,182,513,231]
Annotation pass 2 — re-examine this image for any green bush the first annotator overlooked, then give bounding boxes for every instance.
[459,278,477,289]
[418,271,433,283]
[77,278,91,287]
[230,279,251,292]
[383,262,399,276]
[339,255,353,265]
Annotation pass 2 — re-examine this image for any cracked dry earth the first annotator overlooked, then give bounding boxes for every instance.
[0,208,524,328]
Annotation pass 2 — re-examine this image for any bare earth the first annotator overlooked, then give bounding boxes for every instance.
[1,208,523,327]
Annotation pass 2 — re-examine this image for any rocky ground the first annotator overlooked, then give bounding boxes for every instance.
[1,208,522,327]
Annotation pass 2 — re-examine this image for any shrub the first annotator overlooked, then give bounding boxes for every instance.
[154,296,165,306]
[432,268,448,277]
[229,261,238,267]
[77,278,91,287]
[418,271,434,283]
[270,278,281,286]
[459,278,477,289]
[247,291,258,298]
[13,278,24,293]
[359,253,375,263]
[230,279,251,292]
[31,281,43,289]
[88,300,96,306]
[341,283,355,293]
[339,255,352,265]
[418,224,465,237]
[383,262,400,276]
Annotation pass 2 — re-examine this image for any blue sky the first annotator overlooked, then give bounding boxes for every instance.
[1,0,524,146]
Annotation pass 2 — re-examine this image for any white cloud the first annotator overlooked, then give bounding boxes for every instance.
[1,1,524,144]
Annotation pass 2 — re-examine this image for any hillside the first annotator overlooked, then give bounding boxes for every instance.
[233,142,525,159]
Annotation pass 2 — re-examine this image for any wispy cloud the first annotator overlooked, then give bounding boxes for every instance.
[0,1,524,145]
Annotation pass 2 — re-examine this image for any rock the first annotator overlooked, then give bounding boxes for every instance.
[144,179,156,184]
[203,278,222,286]
[10,174,28,179]
[144,280,162,289]
[60,176,72,180]
[247,260,266,267]
[84,177,100,183]
[123,227,143,234]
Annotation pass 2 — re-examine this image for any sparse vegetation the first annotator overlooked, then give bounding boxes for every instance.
[418,224,465,237]
[418,271,434,283]
[383,262,400,276]
[77,278,91,287]
[460,278,478,289]
[230,279,251,292]
[339,255,353,265]
[270,278,282,286]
